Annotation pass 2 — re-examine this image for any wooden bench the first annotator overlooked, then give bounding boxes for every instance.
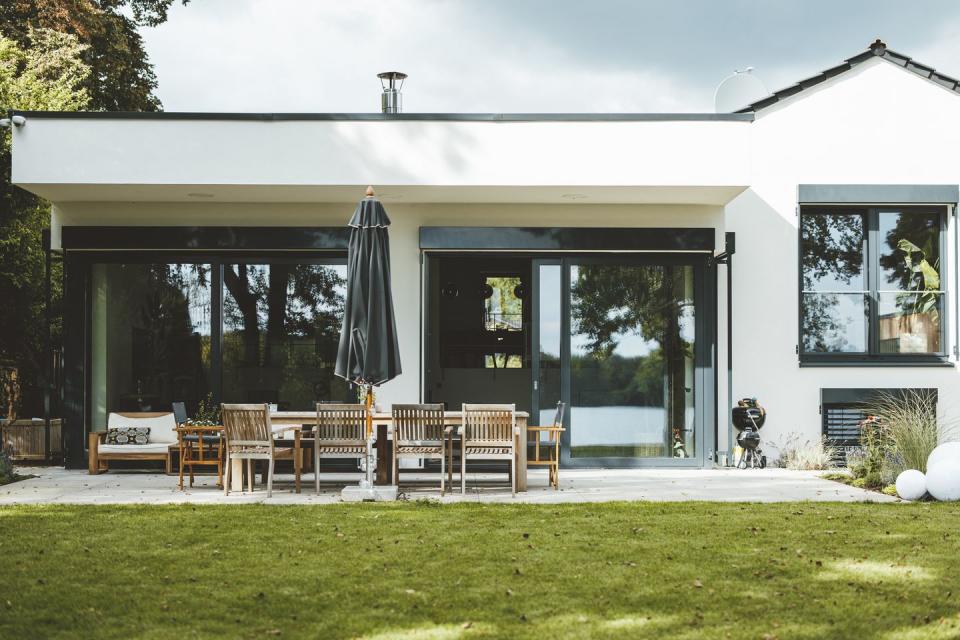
[88,412,178,474]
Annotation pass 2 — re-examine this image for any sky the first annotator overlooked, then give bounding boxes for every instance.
[140,0,960,113]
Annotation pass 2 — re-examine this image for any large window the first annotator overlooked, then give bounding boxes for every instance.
[800,206,946,363]
[91,263,212,428]
[89,258,348,428]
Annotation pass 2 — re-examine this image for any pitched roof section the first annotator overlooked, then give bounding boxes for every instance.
[737,39,960,113]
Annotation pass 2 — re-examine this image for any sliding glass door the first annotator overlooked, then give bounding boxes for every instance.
[221,263,349,408]
[531,256,706,466]
[88,257,348,429]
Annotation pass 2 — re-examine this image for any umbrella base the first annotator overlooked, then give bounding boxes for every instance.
[340,484,398,502]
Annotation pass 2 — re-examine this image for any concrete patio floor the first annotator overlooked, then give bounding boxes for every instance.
[0,466,900,504]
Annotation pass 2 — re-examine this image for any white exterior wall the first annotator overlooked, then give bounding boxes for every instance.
[727,57,960,453]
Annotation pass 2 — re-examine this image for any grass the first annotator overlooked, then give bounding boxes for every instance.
[2,503,960,639]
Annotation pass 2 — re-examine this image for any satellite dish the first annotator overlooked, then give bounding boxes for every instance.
[714,67,769,113]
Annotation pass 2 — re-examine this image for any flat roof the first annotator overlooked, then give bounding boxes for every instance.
[10,110,754,122]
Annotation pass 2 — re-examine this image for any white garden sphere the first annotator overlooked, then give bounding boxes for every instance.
[927,442,960,471]
[925,464,960,502]
[894,469,927,501]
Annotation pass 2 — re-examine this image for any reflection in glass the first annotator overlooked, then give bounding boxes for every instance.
[537,265,562,429]
[801,293,868,353]
[878,210,942,354]
[222,263,348,408]
[801,212,865,291]
[91,263,211,428]
[879,292,943,353]
[569,264,695,458]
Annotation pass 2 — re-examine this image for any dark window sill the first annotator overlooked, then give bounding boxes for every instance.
[799,358,954,368]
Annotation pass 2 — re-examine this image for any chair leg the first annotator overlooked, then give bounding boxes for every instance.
[511,455,516,497]
[267,458,275,498]
[247,459,253,493]
[178,444,186,490]
[440,452,445,496]
[461,451,466,495]
[314,447,321,495]
[393,453,399,492]
[223,453,231,496]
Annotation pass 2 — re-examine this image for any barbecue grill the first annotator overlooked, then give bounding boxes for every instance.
[733,398,766,469]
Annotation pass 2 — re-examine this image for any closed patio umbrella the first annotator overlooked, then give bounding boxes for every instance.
[335,186,402,391]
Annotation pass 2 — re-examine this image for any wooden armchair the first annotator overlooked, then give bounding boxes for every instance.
[527,401,565,489]
[221,404,295,498]
[461,403,518,496]
[392,403,449,494]
[311,403,372,494]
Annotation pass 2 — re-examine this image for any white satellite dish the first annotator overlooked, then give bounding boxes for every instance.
[714,67,769,113]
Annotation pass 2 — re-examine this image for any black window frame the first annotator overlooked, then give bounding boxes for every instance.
[799,205,950,366]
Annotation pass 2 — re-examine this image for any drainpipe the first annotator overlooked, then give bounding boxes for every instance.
[954,204,958,362]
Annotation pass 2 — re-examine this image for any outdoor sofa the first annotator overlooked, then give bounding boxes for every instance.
[88,412,179,474]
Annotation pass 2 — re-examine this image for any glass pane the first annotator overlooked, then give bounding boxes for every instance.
[801,293,868,353]
[878,292,943,353]
[537,264,562,429]
[801,212,865,291]
[879,210,941,291]
[222,263,349,408]
[484,276,523,331]
[569,264,695,459]
[90,263,212,429]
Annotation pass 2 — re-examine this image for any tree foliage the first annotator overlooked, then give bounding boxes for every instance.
[0,29,90,415]
[1,0,189,111]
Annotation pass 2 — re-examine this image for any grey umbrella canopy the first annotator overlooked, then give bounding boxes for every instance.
[334,189,402,387]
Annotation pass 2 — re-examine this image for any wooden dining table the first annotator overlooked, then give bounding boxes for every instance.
[228,410,530,494]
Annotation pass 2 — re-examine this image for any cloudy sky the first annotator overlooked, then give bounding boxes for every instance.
[140,0,960,113]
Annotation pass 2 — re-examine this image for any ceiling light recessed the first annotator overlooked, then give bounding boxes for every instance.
[187,192,214,198]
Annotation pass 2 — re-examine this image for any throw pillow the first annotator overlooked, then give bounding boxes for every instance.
[105,427,151,445]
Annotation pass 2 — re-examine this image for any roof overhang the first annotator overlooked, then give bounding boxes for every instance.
[11,112,750,206]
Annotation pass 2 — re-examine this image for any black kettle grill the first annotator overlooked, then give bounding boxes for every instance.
[732,398,766,469]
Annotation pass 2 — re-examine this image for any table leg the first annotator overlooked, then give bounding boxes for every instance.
[516,420,527,492]
[294,430,301,494]
[231,458,244,491]
[375,423,390,485]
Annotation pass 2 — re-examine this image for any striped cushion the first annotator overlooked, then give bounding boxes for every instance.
[316,446,366,454]
[465,446,513,455]
[397,446,443,454]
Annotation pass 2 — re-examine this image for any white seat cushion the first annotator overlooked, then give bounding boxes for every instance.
[107,413,178,444]
[98,443,171,455]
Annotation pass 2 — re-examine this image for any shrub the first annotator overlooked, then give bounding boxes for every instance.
[864,390,953,474]
[775,433,837,470]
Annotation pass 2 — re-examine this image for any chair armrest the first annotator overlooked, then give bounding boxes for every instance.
[455,426,464,435]
[443,425,453,434]
[88,431,106,447]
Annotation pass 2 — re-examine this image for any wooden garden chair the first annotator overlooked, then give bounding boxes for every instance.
[391,403,449,494]
[526,401,565,490]
[221,403,295,498]
[311,403,371,494]
[460,403,518,496]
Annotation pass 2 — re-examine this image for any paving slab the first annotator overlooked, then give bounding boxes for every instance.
[0,466,899,505]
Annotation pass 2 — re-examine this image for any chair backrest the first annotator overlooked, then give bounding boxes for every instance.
[172,402,188,426]
[221,404,272,447]
[315,403,368,443]
[462,404,515,446]
[552,401,566,428]
[392,404,445,444]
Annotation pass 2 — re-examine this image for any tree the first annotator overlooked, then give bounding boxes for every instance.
[0,29,90,416]
[0,0,189,112]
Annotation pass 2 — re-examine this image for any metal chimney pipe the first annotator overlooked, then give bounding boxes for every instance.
[377,71,407,113]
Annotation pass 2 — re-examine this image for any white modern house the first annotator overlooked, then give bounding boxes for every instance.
[10,39,960,470]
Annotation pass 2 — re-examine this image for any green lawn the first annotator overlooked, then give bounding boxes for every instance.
[1,503,959,639]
